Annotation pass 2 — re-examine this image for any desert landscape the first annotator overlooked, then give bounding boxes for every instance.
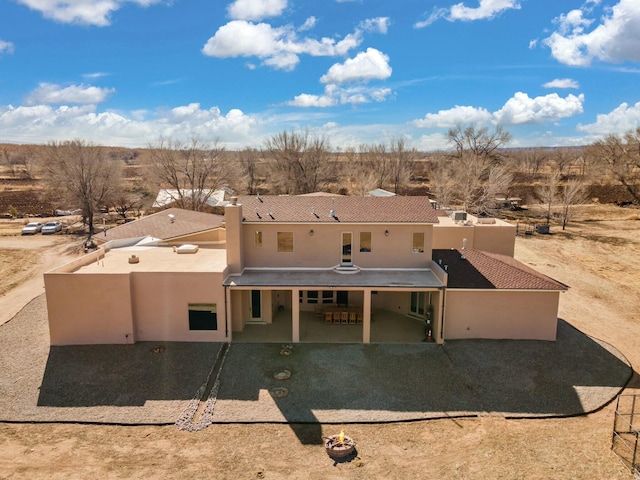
[0,202,638,479]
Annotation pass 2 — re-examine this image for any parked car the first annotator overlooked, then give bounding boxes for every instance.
[21,222,43,235]
[41,221,63,234]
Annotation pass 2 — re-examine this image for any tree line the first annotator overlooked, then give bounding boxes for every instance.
[1,125,639,239]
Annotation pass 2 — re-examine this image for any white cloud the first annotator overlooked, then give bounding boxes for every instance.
[414,0,520,27]
[0,102,258,148]
[227,0,287,21]
[413,105,493,128]
[413,92,585,128]
[577,101,640,135]
[15,0,163,26]
[414,132,450,150]
[287,93,337,108]
[449,0,521,21]
[82,72,109,79]
[202,20,362,71]
[299,16,316,31]
[25,83,115,105]
[494,92,584,125]
[320,48,392,84]
[544,0,640,66]
[542,78,580,89]
[286,84,392,107]
[0,40,15,55]
[359,17,390,34]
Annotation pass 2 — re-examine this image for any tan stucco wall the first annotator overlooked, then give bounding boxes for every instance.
[433,224,516,256]
[444,290,559,340]
[130,271,228,342]
[241,223,433,269]
[45,273,135,345]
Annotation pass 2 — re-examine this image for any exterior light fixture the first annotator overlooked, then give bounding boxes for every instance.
[310,229,314,236]
[385,230,389,236]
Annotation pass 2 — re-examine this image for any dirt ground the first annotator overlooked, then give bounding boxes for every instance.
[0,205,638,479]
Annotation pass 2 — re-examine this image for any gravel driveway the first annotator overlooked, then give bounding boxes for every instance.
[0,294,631,425]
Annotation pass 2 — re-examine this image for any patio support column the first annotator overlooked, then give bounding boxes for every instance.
[363,289,371,344]
[291,287,300,343]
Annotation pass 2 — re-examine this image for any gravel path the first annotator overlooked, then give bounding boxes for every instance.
[0,295,631,425]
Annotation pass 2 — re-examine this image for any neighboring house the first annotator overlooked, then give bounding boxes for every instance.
[367,188,397,197]
[152,188,233,209]
[44,196,567,346]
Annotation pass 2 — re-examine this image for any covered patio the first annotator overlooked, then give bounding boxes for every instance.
[231,308,429,343]
[224,268,443,344]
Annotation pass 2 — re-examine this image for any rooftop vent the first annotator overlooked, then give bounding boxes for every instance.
[451,211,467,222]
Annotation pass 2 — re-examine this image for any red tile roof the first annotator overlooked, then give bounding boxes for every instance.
[433,248,568,291]
[99,208,224,243]
[236,195,440,223]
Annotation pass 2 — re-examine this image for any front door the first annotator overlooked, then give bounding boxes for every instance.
[410,291,426,318]
[250,290,262,321]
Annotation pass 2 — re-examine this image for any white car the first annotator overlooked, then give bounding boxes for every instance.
[41,221,63,234]
[21,222,43,235]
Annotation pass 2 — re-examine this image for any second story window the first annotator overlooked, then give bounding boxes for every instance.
[277,231,293,252]
[360,232,372,252]
[254,231,262,248]
[412,232,425,254]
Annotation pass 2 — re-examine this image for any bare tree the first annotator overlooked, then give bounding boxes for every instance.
[145,137,230,210]
[439,124,513,214]
[263,130,333,194]
[345,146,378,196]
[560,178,587,230]
[429,155,456,209]
[549,148,578,177]
[588,129,640,203]
[518,148,548,179]
[448,124,511,164]
[237,148,262,194]
[388,138,416,194]
[41,140,122,241]
[536,170,560,225]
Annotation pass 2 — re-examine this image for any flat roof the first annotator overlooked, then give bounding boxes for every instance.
[435,214,513,227]
[224,268,444,289]
[73,246,228,274]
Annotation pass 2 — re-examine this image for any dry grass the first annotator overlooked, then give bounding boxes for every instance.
[0,248,40,296]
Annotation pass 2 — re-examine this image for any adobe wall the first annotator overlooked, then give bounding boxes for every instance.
[130,271,229,342]
[444,290,559,340]
[45,273,134,345]
[240,223,434,269]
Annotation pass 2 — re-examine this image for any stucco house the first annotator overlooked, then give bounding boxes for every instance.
[44,195,567,346]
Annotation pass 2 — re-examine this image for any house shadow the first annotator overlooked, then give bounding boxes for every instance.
[37,342,222,407]
[212,319,632,444]
[31,319,632,446]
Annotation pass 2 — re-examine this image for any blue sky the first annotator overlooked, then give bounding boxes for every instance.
[1,0,640,150]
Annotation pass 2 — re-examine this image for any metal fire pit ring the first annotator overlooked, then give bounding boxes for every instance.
[324,434,356,459]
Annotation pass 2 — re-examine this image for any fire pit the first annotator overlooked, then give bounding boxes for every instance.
[324,431,355,459]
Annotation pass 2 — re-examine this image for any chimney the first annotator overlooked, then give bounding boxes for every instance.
[225,199,244,274]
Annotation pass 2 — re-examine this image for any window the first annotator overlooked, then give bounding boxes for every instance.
[188,304,217,330]
[254,231,262,248]
[359,232,372,252]
[307,291,319,304]
[322,290,334,304]
[277,232,293,252]
[412,232,425,253]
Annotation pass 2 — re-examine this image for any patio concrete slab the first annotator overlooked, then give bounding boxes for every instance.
[0,294,632,425]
